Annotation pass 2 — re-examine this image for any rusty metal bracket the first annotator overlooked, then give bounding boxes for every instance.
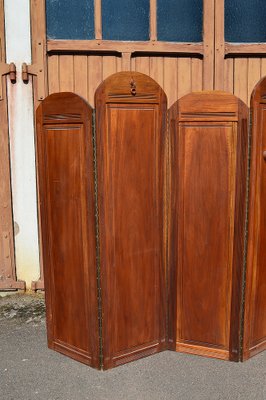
[0,62,16,101]
[22,40,46,100]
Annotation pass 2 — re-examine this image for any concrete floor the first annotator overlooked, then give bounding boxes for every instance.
[0,294,265,400]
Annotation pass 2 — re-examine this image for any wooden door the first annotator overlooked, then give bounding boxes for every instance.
[95,72,167,369]
[169,92,248,361]
[36,93,99,368]
[243,77,266,360]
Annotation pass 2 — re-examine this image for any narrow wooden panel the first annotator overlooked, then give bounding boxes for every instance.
[95,72,167,369]
[48,55,59,94]
[224,58,234,94]
[135,57,150,75]
[234,58,248,104]
[59,56,74,92]
[169,92,248,361]
[191,58,203,92]
[130,57,136,71]
[247,59,261,104]
[88,55,102,106]
[74,55,88,99]
[149,57,164,89]
[102,56,117,80]
[36,93,98,368]
[164,57,178,107]
[260,59,266,77]
[244,77,266,360]
[177,58,192,98]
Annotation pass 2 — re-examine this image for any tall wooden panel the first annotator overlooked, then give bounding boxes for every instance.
[95,72,167,369]
[169,92,248,361]
[243,77,266,360]
[36,93,99,368]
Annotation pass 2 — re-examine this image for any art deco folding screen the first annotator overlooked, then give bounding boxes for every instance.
[36,72,265,370]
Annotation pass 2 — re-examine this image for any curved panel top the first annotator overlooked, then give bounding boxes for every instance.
[171,90,248,122]
[95,72,167,105]
[37,92,93,125]
[251,76,266,105]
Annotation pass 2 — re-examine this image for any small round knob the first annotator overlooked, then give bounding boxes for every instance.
[263,150,266,160]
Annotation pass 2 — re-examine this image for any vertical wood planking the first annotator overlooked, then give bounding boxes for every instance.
[88,55,102,106]
[178,58,192,98]
[131,57,136,71]
[191,58,203,92]
[48,56,59,94]
[150,57,164,89]
[135,57,150,75]
[102,56,117,80]
[224,58,234,94]
[234,58,248,105]
[59,55,74,92]
[121,53,131,71]
[164,58,178,107]
[261,59,266,78]
[116,56,122,72]
[74,55,88,100]
[247,59,261,104]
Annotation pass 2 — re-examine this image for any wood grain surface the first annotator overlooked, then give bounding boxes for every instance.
[169,91,248,361]
[243,77,266,360]
[95,72,167,369]
[36,93,99,368]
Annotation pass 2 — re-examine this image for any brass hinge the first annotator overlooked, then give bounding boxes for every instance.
[0,62,16,101]
[22,40,46,101]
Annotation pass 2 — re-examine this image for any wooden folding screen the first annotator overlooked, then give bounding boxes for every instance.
[168,92,249,361]
[243,78,266,360]
[36,93,99,368]
[37,78,260,369]
[95,72,167,369]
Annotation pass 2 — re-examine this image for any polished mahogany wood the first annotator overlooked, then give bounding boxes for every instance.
[95,72,167,369]
[243,78,266,360]
[36,93,99,368]
[169,91,248,361]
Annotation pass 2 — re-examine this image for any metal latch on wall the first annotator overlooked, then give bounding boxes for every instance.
[21,40,46,101]
[0,62,16,100]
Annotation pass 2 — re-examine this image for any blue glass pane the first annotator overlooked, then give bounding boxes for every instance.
[225,0,266,43]
[102,0,150,41]
[157,0,203,42]
[46,0,94,40]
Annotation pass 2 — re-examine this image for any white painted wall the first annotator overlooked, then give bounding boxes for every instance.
[4,0,40,288]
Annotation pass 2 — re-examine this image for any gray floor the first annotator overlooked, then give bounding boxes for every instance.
[0,294,265,400]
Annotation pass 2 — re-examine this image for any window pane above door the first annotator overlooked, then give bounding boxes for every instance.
[46,0,95,40]
[225,0,266,42]
[157,0,203,42]
[102,0,150,41]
